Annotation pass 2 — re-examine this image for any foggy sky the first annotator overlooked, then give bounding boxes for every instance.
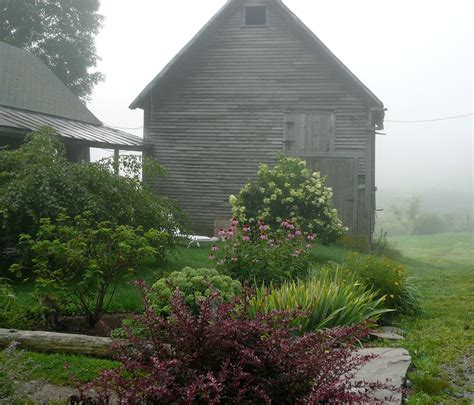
[88,0,473,195]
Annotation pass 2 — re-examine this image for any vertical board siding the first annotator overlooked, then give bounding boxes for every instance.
[146,1,374,235]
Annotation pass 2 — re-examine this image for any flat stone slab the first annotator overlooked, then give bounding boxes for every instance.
[369,327,405,341]
[353,348,411,404]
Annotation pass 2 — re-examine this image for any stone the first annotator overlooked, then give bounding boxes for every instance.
[353,348,411,405]
[369,328,405,341]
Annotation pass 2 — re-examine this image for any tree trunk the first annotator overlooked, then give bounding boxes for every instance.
[0,328,114,358]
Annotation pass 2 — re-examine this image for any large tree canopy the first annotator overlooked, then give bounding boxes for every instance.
[0,0,104,100]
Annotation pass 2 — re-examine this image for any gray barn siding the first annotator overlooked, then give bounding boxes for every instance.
[144,0,376,236]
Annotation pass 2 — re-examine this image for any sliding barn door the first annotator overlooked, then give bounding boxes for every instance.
[284,111,357,232]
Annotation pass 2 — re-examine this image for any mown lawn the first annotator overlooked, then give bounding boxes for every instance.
[9,232,474,404]
[387,232,473,404]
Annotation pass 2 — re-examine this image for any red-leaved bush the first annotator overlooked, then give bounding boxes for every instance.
[78,282,388,404]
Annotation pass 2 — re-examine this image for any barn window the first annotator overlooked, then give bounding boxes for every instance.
[244,6,267,26]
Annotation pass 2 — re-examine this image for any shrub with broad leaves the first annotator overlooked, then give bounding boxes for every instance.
[151,267,241,315]
[343,253,421,316]
[212,219,312,286]
[11,213,163,327]
[229,155,346,245]
[0,128,185,264]
[79,284,389,404]
[249,265,391,332]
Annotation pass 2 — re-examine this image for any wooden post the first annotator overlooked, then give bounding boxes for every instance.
[113,148,120,175]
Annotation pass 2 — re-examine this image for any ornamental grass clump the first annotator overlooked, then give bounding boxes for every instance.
[211,218,312,286]
[343,253,421,316]
[229,155,347,245]
[249,266,391,332]
[79,283,388,404]
[151,267,241,315]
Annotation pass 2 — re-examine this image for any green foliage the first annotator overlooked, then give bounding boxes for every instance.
[371,230,401,259]
[0,128,185,260]
[12,213,162,327]
[213,220,311,286]
[0,279,21,329]
[0,0,104,99]
[229,155,346,245]
[151,267,241,315]
[343,253,421,316]
[249,266,389,332]
[0,343,37,404]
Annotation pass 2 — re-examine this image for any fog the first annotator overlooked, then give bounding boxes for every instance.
[88,0,473,210]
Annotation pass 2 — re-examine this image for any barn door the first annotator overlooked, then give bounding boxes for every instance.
[284,112,335,152]
[310,157,357,231]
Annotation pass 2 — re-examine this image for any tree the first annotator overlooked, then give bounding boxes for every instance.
[0,0,104,100]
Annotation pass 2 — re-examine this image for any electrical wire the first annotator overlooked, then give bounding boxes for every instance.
[106,113,474,129]
[386,113,473,123]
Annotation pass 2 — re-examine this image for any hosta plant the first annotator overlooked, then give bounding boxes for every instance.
[151,267,241,315]
[249,266,391,332]
[79,283,389,404]
[212,219,312,286]
[229,155,347,244]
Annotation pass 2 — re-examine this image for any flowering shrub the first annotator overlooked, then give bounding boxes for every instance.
[80,284,386,404]
[249,265,390,332]
[229,155,347,245]
[151,267,241,315]
[211,219,312,286]
[343,253,421,316]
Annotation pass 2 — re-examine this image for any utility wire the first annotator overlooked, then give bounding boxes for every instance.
[106,113,474,129]
[386,113,473,123]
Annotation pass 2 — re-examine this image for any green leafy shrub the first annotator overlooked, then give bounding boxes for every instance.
[213,219,311,286]
[151,267,241,315]
[248,266,389,332]
[0,128,185,262]
[343,253,421,316]
[371,230,401,259]
[229,155,346,245]
[12,213,162,327]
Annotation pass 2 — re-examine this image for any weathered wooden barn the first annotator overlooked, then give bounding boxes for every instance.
[0,41,145,161]
[130,0,385,239]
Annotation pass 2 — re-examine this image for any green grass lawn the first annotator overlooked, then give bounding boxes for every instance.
[6,233,473,404]
[387,232,474,404]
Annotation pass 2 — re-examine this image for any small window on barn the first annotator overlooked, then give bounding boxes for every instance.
[244,6,267,26]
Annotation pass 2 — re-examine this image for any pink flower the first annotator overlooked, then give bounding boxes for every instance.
[231,256,238,262]
[211,245,219,252]
[208,254,216,260]
[227,228,235,237]
[260,233,269,241]
[295,230,302,237]
[288,232,296,240]
[306,243,313,249]
[293,249,302,257]
[307,233,315,242]
[243,224,251,233]
[281,219,289,228]
[231,218,239,227]
[218,228,226,237]
[243,235,251,242]
[259,224,268,232]
[287,223,295,230]
[218,260,225,266]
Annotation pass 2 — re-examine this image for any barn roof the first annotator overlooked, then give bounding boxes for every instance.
[0,41,146,150]
[130,0,384,110]
[0,106,145,151]
[0,41,102,125]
